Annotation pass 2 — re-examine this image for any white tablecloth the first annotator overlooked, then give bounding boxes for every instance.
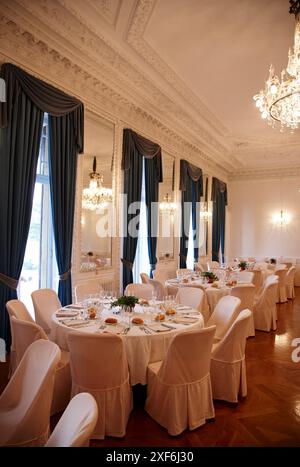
[52,305,204,386]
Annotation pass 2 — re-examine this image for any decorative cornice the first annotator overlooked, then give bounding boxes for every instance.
[229,167,300,181]
[5,0,234,170]
[0,14,227,181]
[126,0,232,143]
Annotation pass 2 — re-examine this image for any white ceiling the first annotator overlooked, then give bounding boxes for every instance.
[3,0,300,174]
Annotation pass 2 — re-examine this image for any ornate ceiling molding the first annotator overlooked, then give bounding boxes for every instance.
[229,167,300,181]
[8,0,234,169]
[0,14,227,181]
[126,0,231,142]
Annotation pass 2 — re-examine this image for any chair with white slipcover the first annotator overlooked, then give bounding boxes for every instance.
[236,271,254,284]
[74,280,103,303]
[6,299,34,376]
[207,295,241,341]
[230,284,256,337]
[148,278,166,300]
[286,266,296,299]
[125,283,153,300]
[67,332,132,439]
[145,326,216,436]
[210,309,251,403]
[140,273,150,284]
[31,288,61,336]
[45,393,98,447]
[175,286,205,316]
[207,260,220,270]
[275,267,288,303]
[0,340,60,447]
[253,277,278,331]
[10,317,71,415]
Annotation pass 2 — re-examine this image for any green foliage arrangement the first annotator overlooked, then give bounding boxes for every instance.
[238,261,248,269]
[201,271,218,281]
[111,295,139,309]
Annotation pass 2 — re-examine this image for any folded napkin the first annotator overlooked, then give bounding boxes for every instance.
[102,324,124,335]
[63,304,84,310]
[172,316,198,324]
[56,310,78,318]
[62,318,89,327]
[176,305,192,311]
[147,323,171,332]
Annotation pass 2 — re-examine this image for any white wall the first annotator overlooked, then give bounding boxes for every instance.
[227,178,300,260]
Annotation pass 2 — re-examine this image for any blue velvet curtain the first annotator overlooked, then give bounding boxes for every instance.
[211,177,227,263]
[0,63,83,347]
[179,160,203,268]
[145,158,160,277]
[0,91,43,349]
[49,114,79,305]
[121,129,162,290]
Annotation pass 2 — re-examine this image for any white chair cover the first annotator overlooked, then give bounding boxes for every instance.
[6,299,34,376]
[148,278,167,300]
[230,284,256,337]
[236,271,254,283]
[253,278,278,331]
[176,268,193,277]
[67,332,132,439]
[140,273,150,284]
[125,283,154,300]
[74,279,104,303]
[175,286,207,319]
[0,340,60,447]
[145,326,216,436]
[207,295,241,341]
[31,288,61,336]
[210,309,251,403]
[10,317,71,415]
[45,393,98,447]
[286,266,296,299]
[275,268,287,303]
[252,269,263,290]
[207,261,220,270]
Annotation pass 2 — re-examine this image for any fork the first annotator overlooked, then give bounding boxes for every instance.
[140,326,150,334]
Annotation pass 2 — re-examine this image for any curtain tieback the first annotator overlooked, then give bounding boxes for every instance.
[0,272,19,290]
[59,268,71,281]
[121,258,133,270]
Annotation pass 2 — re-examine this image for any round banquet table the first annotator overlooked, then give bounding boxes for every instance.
[51,304,204,386]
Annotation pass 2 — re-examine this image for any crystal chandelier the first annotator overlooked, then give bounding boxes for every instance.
[159,193,177,212]
[253,1,300,131]
[82,157,112,210]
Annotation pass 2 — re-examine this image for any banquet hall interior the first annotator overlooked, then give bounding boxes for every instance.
[1,0,300,448]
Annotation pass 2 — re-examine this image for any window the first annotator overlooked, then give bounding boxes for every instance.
[133,159,151,282]
[18,114,58,316]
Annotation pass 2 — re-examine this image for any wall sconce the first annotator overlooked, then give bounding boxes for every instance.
[272,210,291,226]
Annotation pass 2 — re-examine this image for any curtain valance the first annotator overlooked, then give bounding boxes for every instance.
[180,159,203,193]
[0,63,84,153]
[122,129,163,182]
[211,177,228,205]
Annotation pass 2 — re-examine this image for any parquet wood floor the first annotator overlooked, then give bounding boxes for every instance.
[1,289,300,447]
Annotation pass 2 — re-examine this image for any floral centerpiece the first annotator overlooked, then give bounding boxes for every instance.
[270,258,277,264]
[238,261,248,271]
[201,271,218,283]
[111,295,138,313]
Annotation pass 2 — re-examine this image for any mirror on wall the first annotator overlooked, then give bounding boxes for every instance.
[80,114,114,272]
[157,152,175,260]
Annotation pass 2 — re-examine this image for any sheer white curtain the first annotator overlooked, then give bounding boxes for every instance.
[133,159,151,283]
[186,214,194,270]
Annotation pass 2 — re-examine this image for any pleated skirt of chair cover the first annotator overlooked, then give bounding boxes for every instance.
[286,283,295,300]
[51,350,72,415]
[277,286,287,303]
[254,304,277,332]
[145,363,215,436]
[210,358,247,403]
[71,376,132,439]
